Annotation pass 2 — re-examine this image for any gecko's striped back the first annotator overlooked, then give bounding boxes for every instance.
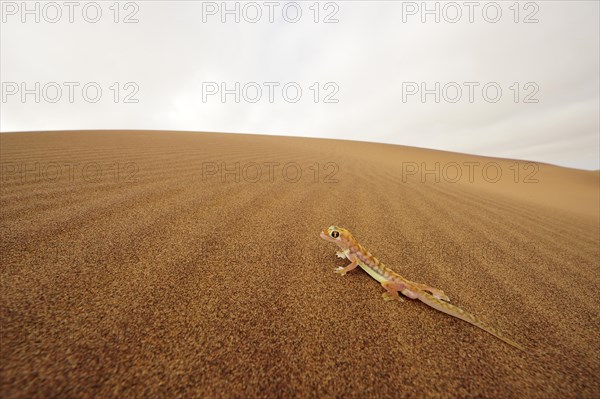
[348,240,406,283]
[343,231,420,288]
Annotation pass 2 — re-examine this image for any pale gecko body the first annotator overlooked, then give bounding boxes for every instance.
[320,225,524,351]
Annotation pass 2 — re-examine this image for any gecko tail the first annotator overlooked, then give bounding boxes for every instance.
[416,291,525,352]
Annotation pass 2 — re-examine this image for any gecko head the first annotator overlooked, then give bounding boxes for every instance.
[320,225,351,245]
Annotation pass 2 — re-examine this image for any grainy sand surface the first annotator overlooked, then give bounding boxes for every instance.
[1,130,599,398]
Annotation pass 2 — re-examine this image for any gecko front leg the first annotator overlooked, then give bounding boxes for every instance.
[336,249,349,259]
[335,256,359,276]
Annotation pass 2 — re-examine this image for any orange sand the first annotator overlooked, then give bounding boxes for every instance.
[1,131,599,398]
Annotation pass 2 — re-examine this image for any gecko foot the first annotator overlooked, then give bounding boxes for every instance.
[334,266,347,276]
[382,292,405,302]
[336,251,347,259]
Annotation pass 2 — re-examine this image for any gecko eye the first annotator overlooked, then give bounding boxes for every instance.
[331,231,340,238]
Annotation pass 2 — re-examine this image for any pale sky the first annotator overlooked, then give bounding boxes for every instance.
[1,1,599,170]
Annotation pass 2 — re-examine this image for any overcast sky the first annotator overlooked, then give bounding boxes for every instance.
[1,1,598,169]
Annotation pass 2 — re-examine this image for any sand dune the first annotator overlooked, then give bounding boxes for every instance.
[1,130,599,398]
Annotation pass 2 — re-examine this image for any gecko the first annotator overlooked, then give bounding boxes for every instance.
[320,225,524,351]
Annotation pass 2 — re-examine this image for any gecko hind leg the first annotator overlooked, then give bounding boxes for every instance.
[381,281,407,302]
